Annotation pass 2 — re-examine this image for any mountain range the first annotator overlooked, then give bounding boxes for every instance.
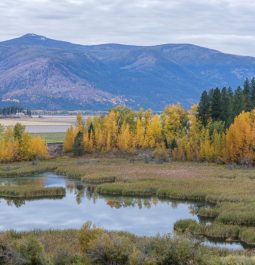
[0,33,255,110]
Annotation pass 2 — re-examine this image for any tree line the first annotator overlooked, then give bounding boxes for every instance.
[198,78,255,127]
[64,100,255,165]
[0,106,31,116]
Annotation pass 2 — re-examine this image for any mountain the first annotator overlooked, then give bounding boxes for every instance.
[0,33,255,110]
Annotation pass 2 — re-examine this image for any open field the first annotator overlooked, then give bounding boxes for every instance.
[0,115,76,133]
[32,132,66,143]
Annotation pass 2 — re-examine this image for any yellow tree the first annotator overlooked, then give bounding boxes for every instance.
[117,123,132,151]
[76,113,85,132]
[30,136,48,159]
[104,111,118,151]
[134,118,145,149]
[225,111,253,163]
[161,104,188,147]
[64,126,77,152]
[144,115,162,148]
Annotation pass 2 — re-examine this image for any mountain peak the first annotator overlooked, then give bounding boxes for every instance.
[22,33,47,40]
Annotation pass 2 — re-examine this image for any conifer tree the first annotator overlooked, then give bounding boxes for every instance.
[73,131,85,156]
[197,91,211,126]
[211,88,222,121]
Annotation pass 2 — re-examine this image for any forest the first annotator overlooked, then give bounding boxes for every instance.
[64,78,255,165]
[0,106,31,116]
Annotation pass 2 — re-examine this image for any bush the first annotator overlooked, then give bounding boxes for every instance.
[86,233,132,265]
[79,222,104,253]
[53,248,73,265]
[0,239,27,265]
[152,145,169,163]
[18,236,51,265]
[149,236,197,265]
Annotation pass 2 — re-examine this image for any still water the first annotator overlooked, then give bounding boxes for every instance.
[0,173,244,250]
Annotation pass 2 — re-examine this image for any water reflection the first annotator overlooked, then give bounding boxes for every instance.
[0,173,245,250]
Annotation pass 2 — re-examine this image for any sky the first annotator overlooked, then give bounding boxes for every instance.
[0,0,255,56]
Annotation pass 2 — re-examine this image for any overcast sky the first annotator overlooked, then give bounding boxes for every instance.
[0,0,255,56]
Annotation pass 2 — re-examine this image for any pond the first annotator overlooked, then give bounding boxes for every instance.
[0,173,245,250]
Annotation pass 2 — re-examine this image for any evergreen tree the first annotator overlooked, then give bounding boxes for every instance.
[211,88,222,121]
[220,87,233,127]
[73,131,85,156]
[233,86,245,117]
[197,91,211,126]
[250,78,255,109]
[243,78,251,111]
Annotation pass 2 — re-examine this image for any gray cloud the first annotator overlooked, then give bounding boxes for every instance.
[0,0,255,56]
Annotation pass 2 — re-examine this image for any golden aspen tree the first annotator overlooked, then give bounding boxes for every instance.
[144,115,162,148]
[225,111,253,163]
[30,136,48,159]
[105,111,118,151]
[135,118,145,149]
[117,123,132,151]
[64,126,77,152]
[76,113,85,132]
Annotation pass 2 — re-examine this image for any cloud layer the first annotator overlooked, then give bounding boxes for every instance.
[1,0,255,56]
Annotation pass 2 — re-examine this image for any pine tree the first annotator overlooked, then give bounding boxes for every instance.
[233,86,245,117]
[243,78,251,111]
[73,131,85,156]
[211,88,222,121]
[220,87,233,127]
[250,78,255,109]
[197,91,211,126]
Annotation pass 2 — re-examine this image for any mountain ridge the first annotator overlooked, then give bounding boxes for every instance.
[0,33,255,110]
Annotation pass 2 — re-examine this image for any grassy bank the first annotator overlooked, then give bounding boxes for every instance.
[0,185,65,199]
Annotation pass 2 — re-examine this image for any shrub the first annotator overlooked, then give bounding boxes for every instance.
[86,233,132,265]
[152,144,169,163]
[53,248,73,265]
[79,222,104,253]
[18,236,51,265]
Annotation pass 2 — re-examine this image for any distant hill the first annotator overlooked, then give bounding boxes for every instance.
[0,33,255,110]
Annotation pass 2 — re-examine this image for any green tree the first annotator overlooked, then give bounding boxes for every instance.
[233,86,245,117]
[220,87,233,127]
[13,123,25,142]
[211,88,222,121]
[243,78,251,111]
[197,91,211,126]
[73,131,85,156]
[250,78,255,109]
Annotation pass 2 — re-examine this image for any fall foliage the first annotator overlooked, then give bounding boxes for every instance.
[0,123,48,162]
[65,104,255,165]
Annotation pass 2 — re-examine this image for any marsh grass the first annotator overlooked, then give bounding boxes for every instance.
[2,157,255,245]
[0,185,65,199]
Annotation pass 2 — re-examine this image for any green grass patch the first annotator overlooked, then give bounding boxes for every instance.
[32,132,65,144]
